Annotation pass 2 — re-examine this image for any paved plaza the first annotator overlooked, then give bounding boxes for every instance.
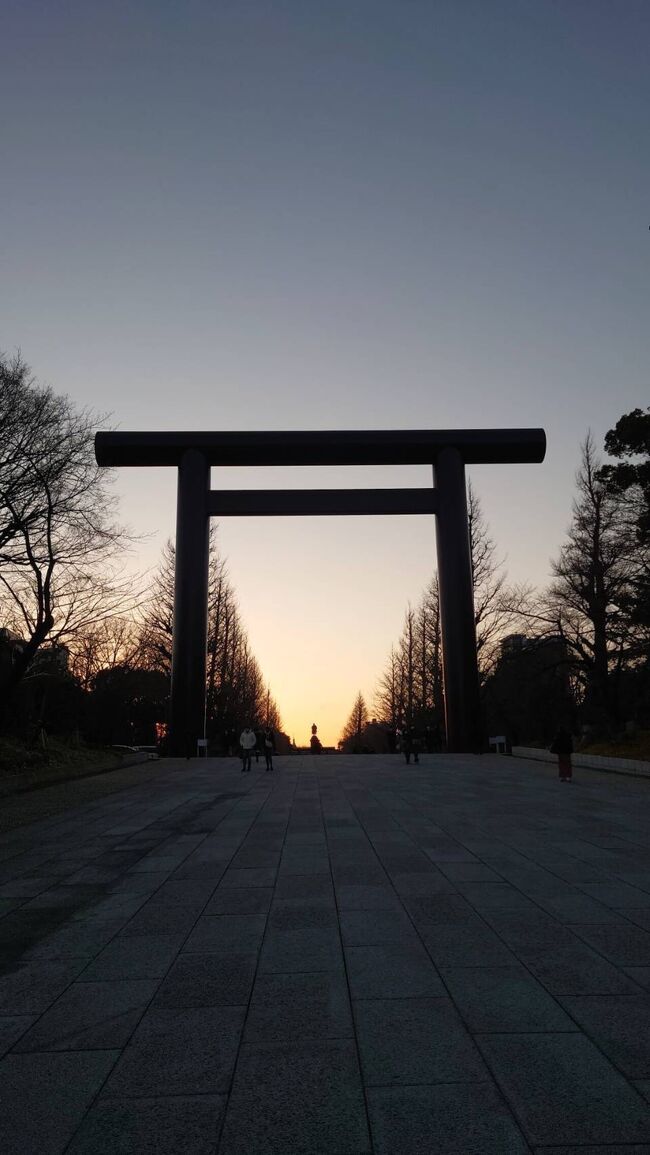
[2,753,650,1153]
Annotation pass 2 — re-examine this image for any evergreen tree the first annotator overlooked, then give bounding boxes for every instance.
[599,407,650,631]
[340,692,369,748]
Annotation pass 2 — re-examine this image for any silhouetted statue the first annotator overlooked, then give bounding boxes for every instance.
[310,723,322,753]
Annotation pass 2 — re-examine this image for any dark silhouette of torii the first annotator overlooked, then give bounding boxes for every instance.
[95,427,546,755]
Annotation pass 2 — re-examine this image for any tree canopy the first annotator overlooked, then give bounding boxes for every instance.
[600,407,650,536]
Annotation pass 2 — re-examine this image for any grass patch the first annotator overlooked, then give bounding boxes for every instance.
[579,730,650,761]
[0,734,124,789]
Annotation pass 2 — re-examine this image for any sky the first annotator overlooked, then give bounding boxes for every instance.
[1,0,648,746]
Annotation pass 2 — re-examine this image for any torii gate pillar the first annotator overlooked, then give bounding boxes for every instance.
[434,447,482,752]
[170,450,210,756]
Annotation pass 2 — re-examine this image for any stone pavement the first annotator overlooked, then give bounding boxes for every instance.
[1,753,650,1153]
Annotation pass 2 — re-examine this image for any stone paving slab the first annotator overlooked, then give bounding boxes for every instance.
[79,932,186,980]
[346,940,447,998]
[476,1032,650,1145]
[0,958,89,1013]
[219,1039,371,1154]
[557,993,650,1078]
[14,978,158,1051]
[0,1049,120,1154]
[244,971,353,1042]
[260,925,345,973]
[183,913,267,954]
[67,1094,226,1155]
[1,751,650,1151]
[569,920,650,964]
[366,1081,529,1154]
[103,1005,245,1096]
[519,942,642,995]
[353,996,486,1085]
[628,967,650,991]
[439,963,578,1032]
[0,1013,37,1056]
[531,1146,650,1154]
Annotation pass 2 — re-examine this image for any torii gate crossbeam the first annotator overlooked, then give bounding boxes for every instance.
[95,428,546,756]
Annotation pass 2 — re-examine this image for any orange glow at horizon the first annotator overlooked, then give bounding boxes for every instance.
[212,505,441,751]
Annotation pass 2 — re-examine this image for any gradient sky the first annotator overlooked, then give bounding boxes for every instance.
[2,1,648,745]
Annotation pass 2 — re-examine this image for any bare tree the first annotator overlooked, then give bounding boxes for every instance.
[400,605,416,722]
[138,531,282,736]
[263,687,283,731]
[68,617,143,693]
[137,540,176,675]
[467,481,525,682]
[542,435,637,729]
[0,353,60,553]
[374,645,403,731]
[420,576,445,719]
[206,541,229,714]
[374,485,516,734]
[0,357,136,706]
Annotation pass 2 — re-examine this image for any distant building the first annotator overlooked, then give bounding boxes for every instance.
[340,720,392,755]
[0,629,69,678]
[33,644,69,674]
[0,627,25,679]
[499,633,526,657]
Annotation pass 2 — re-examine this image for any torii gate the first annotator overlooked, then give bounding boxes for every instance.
[95,428,546,755]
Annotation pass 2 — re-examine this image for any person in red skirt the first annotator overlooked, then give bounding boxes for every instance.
[550,727,573,782]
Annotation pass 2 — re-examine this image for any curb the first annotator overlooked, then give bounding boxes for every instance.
[512,745,650,781]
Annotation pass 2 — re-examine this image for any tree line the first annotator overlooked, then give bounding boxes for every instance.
[340,410,650,751]
[0,353,284,750]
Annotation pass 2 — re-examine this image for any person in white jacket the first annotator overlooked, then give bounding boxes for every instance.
[240,726,256,772]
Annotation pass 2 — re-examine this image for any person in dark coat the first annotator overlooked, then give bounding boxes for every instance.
[403,725,419,764]
[263,726,275,771]
[550,727,573,782]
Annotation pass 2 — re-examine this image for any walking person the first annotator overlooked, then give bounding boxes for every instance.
[550,726,573,782]
[240,725,256,773]
[403,725,414,765]
[412,728,420,764]
[263,726,275,771]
